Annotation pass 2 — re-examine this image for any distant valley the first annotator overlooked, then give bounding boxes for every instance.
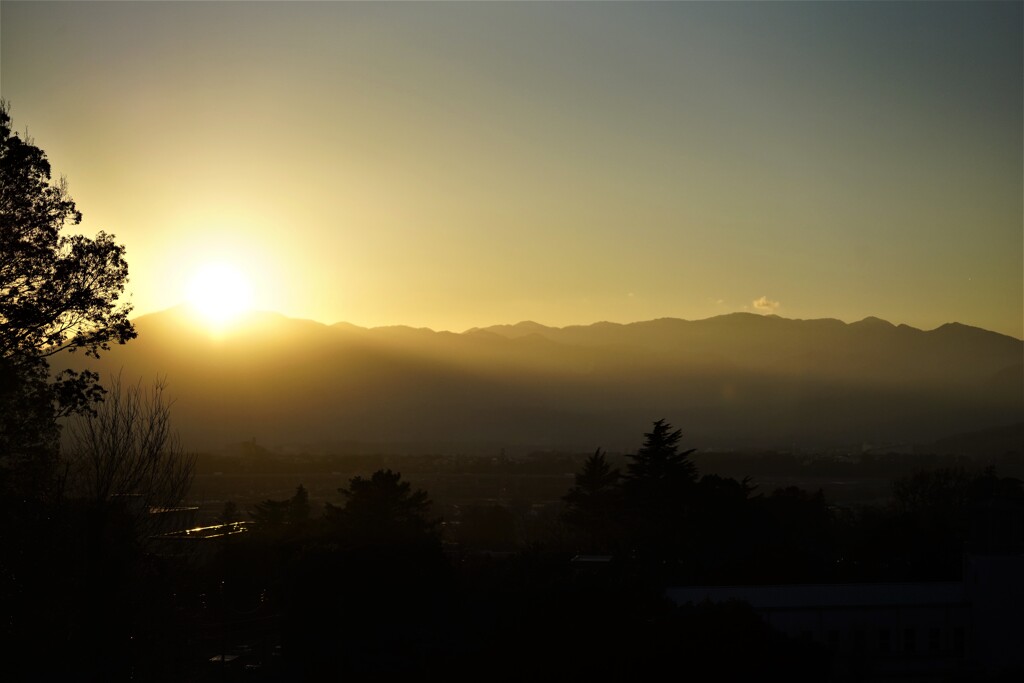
[55,307,1024,456]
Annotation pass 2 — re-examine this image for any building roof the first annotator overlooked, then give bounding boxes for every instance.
[666,582,966,610]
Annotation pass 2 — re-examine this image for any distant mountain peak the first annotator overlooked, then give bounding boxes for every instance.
[331,321,368,332]
[512,320,553,331]
[473,320,557,338]
[853,316,896,328]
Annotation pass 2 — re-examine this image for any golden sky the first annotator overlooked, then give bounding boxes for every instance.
[2,1,1021,337]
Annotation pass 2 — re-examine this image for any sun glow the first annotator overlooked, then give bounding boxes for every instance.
[186,262,254,327]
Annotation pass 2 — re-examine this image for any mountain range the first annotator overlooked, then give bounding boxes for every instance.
[54,307,1023,456]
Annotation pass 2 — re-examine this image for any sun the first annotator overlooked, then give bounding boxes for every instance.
[185,262,254,326]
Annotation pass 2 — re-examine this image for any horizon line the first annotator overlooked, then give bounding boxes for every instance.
[127,303,1024,341]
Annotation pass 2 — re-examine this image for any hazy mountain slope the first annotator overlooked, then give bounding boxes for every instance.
[53,308,1023,454]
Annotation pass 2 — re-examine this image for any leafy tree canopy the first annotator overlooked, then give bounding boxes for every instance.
[1,103,135,366]
[326,469,439,547]
[251,485,311,530]
[1,101,135,487]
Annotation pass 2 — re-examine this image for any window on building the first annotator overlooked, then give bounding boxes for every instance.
[879,628,891,654]
[904,627,916,653]
[953,627,965,655]
[929,627,941,652]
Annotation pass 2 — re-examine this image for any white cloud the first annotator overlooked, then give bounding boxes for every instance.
[752,295,780,313]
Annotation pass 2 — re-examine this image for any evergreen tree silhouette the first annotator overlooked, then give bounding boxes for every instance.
[563,448,621,553]
[620,419,699,580]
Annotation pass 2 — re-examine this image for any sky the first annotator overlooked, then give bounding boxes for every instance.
[2,1,1021,338]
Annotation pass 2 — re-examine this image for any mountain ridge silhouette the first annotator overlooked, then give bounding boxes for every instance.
[54,306,1023,455]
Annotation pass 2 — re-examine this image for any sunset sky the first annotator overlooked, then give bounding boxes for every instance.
[2,1,1021,338]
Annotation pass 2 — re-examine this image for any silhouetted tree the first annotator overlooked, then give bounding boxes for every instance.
[562,448,621,552]
[748,485,836,583]
[63,374,195,515]
[286,470,449,677]
[1,102,137,679]
[845,466,1024,580]
[0,101,135,493]
[682,473,758,580]
[568,448,620,500]
[455,503,520,551]
[964,467,1024,552]
[325,468,439,547]
[34,375,193,680]
[623,418,698,485]
[890,466,980,579]
[251,484,311,531]
[893,466,974,518]
[251,497,291,528]
[287,483,310,524]
[619,419,699,578]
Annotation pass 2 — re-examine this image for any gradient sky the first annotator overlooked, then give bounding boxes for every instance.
[2,1,1021,337]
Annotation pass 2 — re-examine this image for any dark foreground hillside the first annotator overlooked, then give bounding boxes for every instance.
[7,421,1023,682]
